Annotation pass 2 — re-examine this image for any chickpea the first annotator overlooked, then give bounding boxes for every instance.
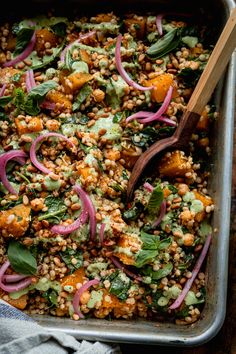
[183,233,195,246]
[30,198,44,211]
[46,119,60,131]
[92,89,105,102]
[80,290,91,305]
[177,183,189,196]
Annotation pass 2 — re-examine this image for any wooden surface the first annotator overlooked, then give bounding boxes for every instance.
[121,108,236,354]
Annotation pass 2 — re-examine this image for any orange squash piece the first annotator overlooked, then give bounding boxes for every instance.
[46,91,72,112]
[145,73,178,103]
[0,204,31,238]
[113,234,141,265]
[62,72,93,94]
[35,29,59,56]
[196,108,210,131]
[159,150,192,178]
[61,268,86,292]
[15,116,43,135]
[124,17,146,39]
[193,191,213,222]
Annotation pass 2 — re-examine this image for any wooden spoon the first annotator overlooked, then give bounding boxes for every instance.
[127,7,236,200]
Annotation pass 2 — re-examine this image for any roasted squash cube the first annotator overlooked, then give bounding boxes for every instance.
[145,73,178,103]
[159,150,192,178]
[0,204,31,238]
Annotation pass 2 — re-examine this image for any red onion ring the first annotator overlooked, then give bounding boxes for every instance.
[156,14,164,36]
[0,260,32,293]
[115,34,154,91]
[29,133,76,174]
[60,30,96,62]
[25,70,33,92]
[72,278,99,318]
[3,32,36,68]
[169,234,212,310]
[110,256,143,282]
[99,223,106,244]
[0,84,6,97]
[51,209,88,235]
[73,185,97,241]
[3,274,29,283]
[0,150,27,194]
[143,182,154,192]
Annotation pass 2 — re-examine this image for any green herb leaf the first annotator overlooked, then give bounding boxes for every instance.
[140,230,160,250]
[42,289,58,307]
[72,84,92,111]
[113,112,124,123]
[51,22,67,37]
[147,28,181,59]
[135,249,159,268]
[14,28,34,56]
[38,195,66,223]
[24,80,58,115]
[147,183,164,214]
[109,271,131,300]
[177,67,203,88]
[0,96,13,107]
[7,240,37,275]
[152,263,173,280]
[0,112,9,121]
[158,237,172,250]
[60,248,83,274]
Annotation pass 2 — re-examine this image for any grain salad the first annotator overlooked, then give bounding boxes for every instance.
[0,11,217,324]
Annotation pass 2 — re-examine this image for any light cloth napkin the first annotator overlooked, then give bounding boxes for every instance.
[0,300,121,354]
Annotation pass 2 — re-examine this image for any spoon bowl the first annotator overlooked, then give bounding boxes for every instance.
[127,7,236,200]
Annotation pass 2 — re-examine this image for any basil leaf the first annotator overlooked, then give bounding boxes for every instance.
[13,88,25,112]
[158,237,172,250]
[0,96,13,107]
[140,230,160,250]
[135,249,159,268]
[72,84,92,111]
[147,28,181,59]
[109,271,131,300]
[24,80,58,115]
[14,28,34,56]
[38,196,66,224]
[7,240,37,275]
[152,263,173,280]
[147,183,164,214]
[60,248,83,274]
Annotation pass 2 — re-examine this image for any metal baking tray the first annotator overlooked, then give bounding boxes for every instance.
[3,0,236,346]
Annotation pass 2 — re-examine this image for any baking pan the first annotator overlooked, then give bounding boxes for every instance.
[3,0,236,346]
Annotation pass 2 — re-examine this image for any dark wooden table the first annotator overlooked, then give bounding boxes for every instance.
[120,112,236,354]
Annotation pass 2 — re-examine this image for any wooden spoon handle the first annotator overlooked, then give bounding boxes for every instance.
[187,7,236,115]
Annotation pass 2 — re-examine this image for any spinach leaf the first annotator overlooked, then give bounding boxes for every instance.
[0,96,13,107]
[147,28,181,59]
[135,249,159,268]
[0,196,23,210]
[13,88,25,113]
[177,67,203,88]
[140,230,160,250]
[14,27,34,56]
[109,271,131,300]
[42,289,58,307]
[24,80,58,115]
[72,84,92,111]
[7,240,37,275]
[147,183,164,214]
[38,196,67,223]
[60,248,83,273]
[152,263,173,280]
